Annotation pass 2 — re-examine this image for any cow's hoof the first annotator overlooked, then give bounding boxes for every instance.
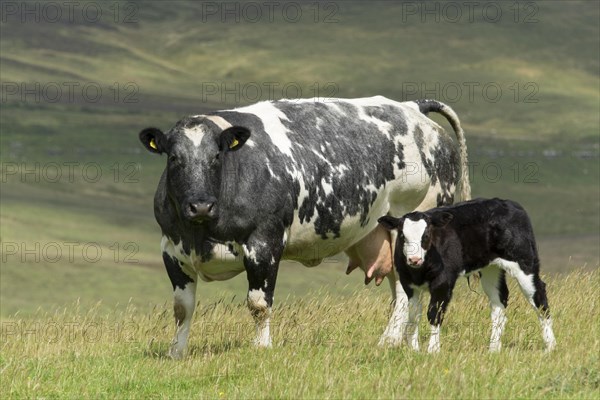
[427,345,440,354]
[168,346,186,360]
[378,335,402,347]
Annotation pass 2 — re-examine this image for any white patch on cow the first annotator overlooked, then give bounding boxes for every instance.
[248,289,268,310]
[264,279,268,289]
[402,219,428,262]
[542,318,556,351]
[265,161,280,180]
[183,125,206,147]
[336,164,349,177]
[204,115,232,130]
[234,101,294,157]
[243,244,258,264]
[254,312,272,348]
[315,116,324,130]
[320,178,334,196]
[162,236,244,283]
[489,306,507,352]
[282,231,288,246]
[356,105,392,138]
[311,148,333,167]
[491,258,535,300]
[427,324,441,353]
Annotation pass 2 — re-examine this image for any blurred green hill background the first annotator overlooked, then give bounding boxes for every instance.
[1,1,598,316]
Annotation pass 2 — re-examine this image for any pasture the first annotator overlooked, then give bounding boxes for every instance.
[2,270,598,398]
[1,1,599,398]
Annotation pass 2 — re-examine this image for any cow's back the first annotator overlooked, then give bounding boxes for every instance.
[210,97,459,263]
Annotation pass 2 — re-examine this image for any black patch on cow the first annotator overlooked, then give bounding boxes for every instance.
[267,101,404,238]
[162,252,194,290]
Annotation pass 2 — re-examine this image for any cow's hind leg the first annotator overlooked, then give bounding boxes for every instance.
[162,252,197,359]
[494,258,556,351]
[480,266,508,352]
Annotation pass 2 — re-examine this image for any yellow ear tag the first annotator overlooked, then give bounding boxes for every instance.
[149,138,157,150]
[229,138,239,149]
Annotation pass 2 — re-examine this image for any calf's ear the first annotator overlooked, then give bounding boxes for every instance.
[378,215,403,231]
[431,211,453,227]
[220,126,251,152]
[139,127,164,154]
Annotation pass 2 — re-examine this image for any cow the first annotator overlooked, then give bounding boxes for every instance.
[378,198,556,353]
[138,96,471,358]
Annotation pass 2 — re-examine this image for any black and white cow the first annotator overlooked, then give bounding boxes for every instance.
[378,198,556,353]
[138,96,471,358]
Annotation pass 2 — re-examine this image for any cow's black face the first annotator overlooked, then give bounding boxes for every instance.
[139,120,250,223]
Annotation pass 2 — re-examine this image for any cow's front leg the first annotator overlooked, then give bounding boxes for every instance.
[162,252,197,359]
[243,232,284,348]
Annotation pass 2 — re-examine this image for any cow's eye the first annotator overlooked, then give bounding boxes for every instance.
[168,155,178,164]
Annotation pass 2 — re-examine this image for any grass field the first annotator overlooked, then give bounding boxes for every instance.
[1,270,598,398]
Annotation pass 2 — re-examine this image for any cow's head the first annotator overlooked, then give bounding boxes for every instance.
[378,211,453,268]
[139,117,251,222]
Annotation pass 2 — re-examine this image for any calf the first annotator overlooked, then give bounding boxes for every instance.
[378,198,556,353]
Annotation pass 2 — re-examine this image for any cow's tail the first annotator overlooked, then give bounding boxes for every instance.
[415,99,471,201]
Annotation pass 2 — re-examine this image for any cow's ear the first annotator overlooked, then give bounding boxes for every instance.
[220,126,251,152]
[378,216,403,231]
[139,127,164,154]
[431,211,453,228]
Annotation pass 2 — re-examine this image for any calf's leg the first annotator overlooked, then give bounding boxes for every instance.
[480,267,509,352]
[426,286,453,353]
[406,289,423,351]
[493,258,556,351]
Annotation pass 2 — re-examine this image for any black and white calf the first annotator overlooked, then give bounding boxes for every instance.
[139,96,471,358]
[378,198,556,352]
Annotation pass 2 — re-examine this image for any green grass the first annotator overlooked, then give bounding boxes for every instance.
[1,270,598,398]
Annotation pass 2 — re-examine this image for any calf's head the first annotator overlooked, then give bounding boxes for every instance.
[139,118,250,222]
[378,211,453,268]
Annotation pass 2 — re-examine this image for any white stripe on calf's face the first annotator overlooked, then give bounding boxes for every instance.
[402,219,428,266]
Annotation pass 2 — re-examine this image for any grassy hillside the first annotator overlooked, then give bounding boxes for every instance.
[1,0,599,319]
[2,270,598,398]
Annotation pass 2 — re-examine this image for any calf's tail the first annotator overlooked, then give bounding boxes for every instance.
[415,99,471,201]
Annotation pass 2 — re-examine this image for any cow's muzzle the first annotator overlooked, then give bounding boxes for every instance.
[184,199,216,221]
